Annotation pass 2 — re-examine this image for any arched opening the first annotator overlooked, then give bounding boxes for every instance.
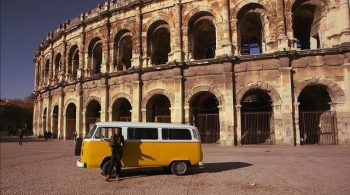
[36,60,41,87]
[147,21,170,65]
[292,1,320,50]
[237,4,265,55]
[240,89,273,145]
[190,92,219,143]
[189,12,216,60]
[112,98,132,121]
[114,30,132,71]
[298,85,337,145]
[86,100,101,134]
[68,45,79,80]
[88,38,103,75]
[65,103,76,140]
[52,105,59,139]
[146,94,171,122]
[54,53,61,83]
[44,59,50,83]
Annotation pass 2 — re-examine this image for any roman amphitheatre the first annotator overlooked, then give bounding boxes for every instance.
[32,0,350,146]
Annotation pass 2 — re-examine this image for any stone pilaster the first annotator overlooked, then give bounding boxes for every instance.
[279,66,294,145]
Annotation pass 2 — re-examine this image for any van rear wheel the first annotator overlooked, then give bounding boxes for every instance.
[102,160,117,178]
[171,161,188,176]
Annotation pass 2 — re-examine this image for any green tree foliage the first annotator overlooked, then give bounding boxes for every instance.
[4,95,34,129]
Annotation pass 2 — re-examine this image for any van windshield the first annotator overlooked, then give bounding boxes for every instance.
[85,124,97,139]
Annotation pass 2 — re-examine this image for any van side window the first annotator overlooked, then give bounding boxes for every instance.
[127,127,158,140]
[94,127,113,139]
[162,128,192,140]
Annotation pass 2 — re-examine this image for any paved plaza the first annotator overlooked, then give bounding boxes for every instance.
[1,136,350,195]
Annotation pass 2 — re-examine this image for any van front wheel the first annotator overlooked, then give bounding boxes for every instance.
[171,161,188,176]
[102,160,117,178]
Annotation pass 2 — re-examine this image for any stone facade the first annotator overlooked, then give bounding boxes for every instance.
[33,0,350,145]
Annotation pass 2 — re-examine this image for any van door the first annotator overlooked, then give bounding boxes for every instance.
[86,127,112,168]
[122,127,161,167]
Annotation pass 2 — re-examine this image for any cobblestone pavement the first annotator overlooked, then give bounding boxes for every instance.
[1,136,350,195]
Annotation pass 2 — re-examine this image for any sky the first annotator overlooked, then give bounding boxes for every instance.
[1,0,105,99]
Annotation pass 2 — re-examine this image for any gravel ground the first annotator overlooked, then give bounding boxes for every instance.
[1,136,350,195]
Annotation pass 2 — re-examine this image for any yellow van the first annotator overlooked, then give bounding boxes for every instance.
[75,122,204,176]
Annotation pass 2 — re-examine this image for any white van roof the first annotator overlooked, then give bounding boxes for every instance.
[95,122,196,129]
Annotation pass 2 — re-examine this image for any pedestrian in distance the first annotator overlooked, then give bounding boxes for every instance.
[104,127,124,182]
[47,131,52,142]
[73,131,77,143]
[18,128,23,146]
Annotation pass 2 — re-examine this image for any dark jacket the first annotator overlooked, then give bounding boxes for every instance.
[109,134,125,153]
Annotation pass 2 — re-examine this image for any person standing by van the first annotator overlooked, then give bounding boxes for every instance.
[105,127,124,182]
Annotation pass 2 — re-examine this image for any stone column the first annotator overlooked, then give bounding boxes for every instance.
[78,32,85,78]
[48,49,54,85]
[63,113,67,140]
[221,0,233,55]
[184,104,190,125]
[277,0,288,51]
[171,2,183,62]
[221,63,234,145]
[100,21,111,73]
[59,41,67,82]
[172,74,183,123]
[57,88,64,140]
[81,108,86,138]
[132,80,141,121]
[279,66,294,145]
[132,10,143,68]
[235,104,242,145]
[340,0,350,43]
[294,102,301,145]
[181,26,190,61]
[99,76,109,122]
[47,93,52,134]
[230,19,238,55]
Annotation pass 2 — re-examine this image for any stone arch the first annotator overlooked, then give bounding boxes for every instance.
[185,84,225,106]
[115,19,138,38]
[64,98,79,112]
[109,92,133,112]
[294,78,346,103]
[84,96,101,109]
[141,89,175,110]
[236,82,281,105]
[285,0,327,13]
[142,14,175,32]
[182,5,223,28]
[230,0,276,19]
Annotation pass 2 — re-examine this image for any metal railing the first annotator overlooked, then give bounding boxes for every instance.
[241,112,273,145]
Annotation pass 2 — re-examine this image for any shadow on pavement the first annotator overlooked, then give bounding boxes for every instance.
[203,162,253,173]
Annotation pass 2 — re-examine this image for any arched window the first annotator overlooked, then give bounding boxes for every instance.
[147,21,171,65]
[114,30,132,71]
[88,38,103,75]
[237,4,267,55]
[188,12,216,60]
[68,45,79,80]
[292,2,321,50]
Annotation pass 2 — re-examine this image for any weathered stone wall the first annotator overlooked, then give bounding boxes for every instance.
[32,0,350,146]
